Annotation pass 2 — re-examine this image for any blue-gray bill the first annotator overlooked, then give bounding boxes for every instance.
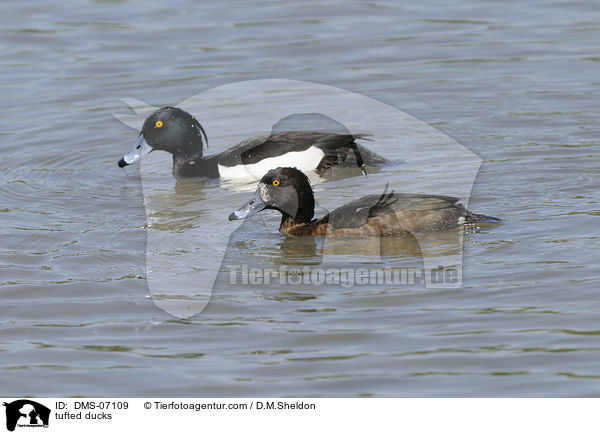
[228,191,267,221]
[118,133,152,168]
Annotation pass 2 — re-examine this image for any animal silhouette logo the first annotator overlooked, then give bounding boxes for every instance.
[3,400,50,432]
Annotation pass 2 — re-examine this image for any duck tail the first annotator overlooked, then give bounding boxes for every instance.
[465,211,502,223]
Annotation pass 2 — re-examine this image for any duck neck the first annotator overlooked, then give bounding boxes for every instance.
[172,153,219,178]
[278,191,315,233]
[279,213,320,236]
[172,141,200,164]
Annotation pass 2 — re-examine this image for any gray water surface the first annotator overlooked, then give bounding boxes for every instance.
[1,0,599,397]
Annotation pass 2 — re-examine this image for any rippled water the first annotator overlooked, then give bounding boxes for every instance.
[1,0,599,397]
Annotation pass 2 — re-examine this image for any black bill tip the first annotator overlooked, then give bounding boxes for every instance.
[118,158,128,168]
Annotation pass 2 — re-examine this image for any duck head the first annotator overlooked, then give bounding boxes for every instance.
[229,167,315,225]
[118,107,208,167]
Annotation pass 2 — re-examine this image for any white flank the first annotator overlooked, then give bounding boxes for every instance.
[217,146,326,181]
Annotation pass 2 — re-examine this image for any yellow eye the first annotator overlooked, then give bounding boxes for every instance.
[272,179,280,186]
[155,121,163,128]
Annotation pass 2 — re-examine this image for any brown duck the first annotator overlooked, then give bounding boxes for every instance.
[229,167,500,237]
